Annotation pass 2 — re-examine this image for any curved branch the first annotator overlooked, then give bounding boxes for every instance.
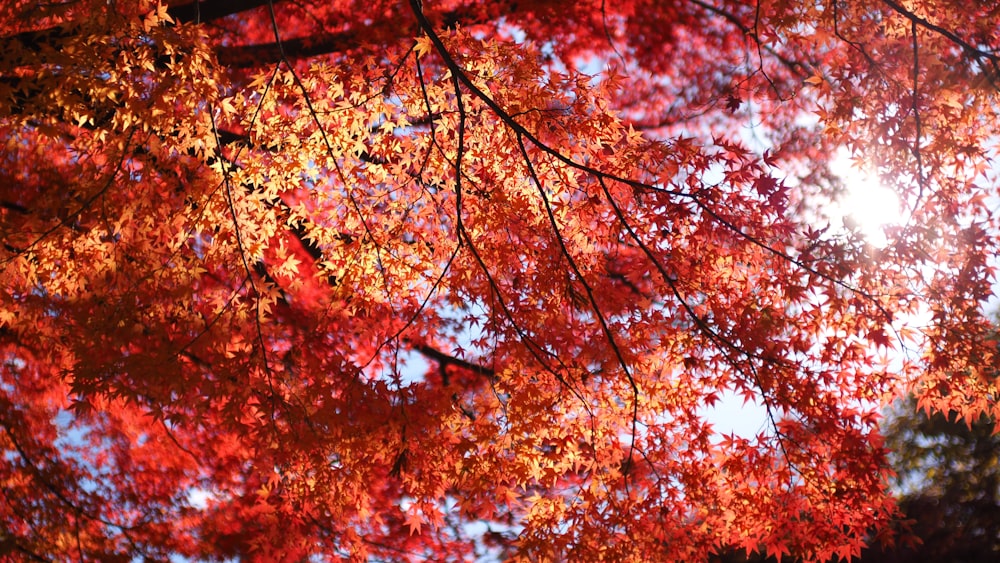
[412,344,495,379]
[0,0,275,49]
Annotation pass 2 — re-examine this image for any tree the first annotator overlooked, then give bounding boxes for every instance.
[1,0,998,560]
[858,397,1000,563]
[711,396,1000,563]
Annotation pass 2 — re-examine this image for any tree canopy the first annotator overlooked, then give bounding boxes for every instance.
[2,0,999,560]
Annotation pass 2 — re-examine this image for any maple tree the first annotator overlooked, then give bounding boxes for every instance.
[1,0,999,560]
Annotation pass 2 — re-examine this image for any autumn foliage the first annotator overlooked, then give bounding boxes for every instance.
[2,0,1000,560]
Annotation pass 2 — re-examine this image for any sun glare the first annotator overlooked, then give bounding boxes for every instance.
[828,150,904,247]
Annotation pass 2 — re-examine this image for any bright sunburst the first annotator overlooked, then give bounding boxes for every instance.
[828,150,904,247]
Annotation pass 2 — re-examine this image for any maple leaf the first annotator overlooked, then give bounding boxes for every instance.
[404,510,424,536]
[725,93,742,113]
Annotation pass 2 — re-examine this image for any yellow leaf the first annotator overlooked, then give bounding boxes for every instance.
[219,97,237,116]
[414,36,434,59]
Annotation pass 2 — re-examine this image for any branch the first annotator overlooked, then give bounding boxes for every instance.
[412,344,495,379]
[167,0,274,25]
[212,2,498,67]
[0,0,276,49]
[880,0,1000,91]
[217,29,361,67]
[880,0,1000,63]
[687,0,815,78]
